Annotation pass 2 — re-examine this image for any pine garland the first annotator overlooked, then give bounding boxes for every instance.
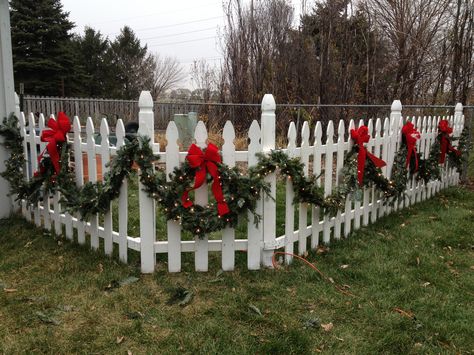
[0,114,469,238]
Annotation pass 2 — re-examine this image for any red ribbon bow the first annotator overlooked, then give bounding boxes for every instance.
[438,120,460,164]
[401,122,421,171]
[38,112,71,175]
[350,126,386,186]
[181,143,230,217]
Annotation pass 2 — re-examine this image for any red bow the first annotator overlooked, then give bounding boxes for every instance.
[401,122,421,171]
[38,112,71,175]
[350,126,386,186]
[438,120,460,164]
[181,143,230,217]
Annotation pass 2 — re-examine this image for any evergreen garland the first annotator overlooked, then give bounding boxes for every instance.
[0,115,470,238]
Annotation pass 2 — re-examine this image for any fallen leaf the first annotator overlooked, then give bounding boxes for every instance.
[421,282,430,287]
[116,336,125,344]
[328,277,335,284]
[177,291,193,306]
[248,304,263,316]
[321,322,333,332]
[400,223,406,228]
[127,351,133,355]
[470,266,474,270]
[4,288,17,293]
[24,241,33,248]
[416,257,420,266]
[302,317,320,329]
[58,305,74,312]
[335,336,344,341]
[98,263,104,273]
[393,308,414,319]
[36,311,61,325]
[340,264,349,269]
[119,276,139,286]
[316,246,329,254]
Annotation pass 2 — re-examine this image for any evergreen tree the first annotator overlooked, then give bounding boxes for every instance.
[10,0,76,96]
[72,27,111,97]
[108,26,155,99]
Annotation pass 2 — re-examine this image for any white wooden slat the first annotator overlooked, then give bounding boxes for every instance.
[38,114,51,230]
[344,119,355,237]
[165,121,181,272]
[285,122,297,264]
[323,121,334,244]
[18,113,30,220]
[413,116,423,204]
[362,119,373,226]
[311,122,323,247]
[116,119,128,263]
[261,94,276,268]
[371,118,382,223]
[73,116,86,245]
[61,114,73,241]
[28,113,41,226]
[393,116,404,212]
[419,116,428,201]
[222,120,236,271]
[379,117,390,217]
[298,121,310,254]
[333,119,345,239]
[100,118,113,255]
[86,117,99,250]
[247,120,262,270]
[46,114,62,234]
[353,119,364,230]
[434,116,442,194]
[138,91,156,273]
[194,121,209,272]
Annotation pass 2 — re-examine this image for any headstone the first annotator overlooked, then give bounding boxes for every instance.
[174,112,197,150]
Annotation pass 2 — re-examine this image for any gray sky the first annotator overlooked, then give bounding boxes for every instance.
[62,0,303,89]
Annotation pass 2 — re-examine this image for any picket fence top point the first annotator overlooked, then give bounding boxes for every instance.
[391,100,402,112]
[455,103,463,112]
[261,94,276,111]
[138,91,153,109]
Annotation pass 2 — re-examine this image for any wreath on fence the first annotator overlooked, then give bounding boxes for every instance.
[0,113,470,237]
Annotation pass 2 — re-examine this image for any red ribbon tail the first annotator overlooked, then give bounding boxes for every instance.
[367,151,386,168]
[217,202,230,216]
[181,191,193,208]
[46,141,60,174]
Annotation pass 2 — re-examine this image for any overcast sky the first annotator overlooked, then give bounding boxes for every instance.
[62,0,303,89]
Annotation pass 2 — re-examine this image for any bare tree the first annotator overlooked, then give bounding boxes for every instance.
[150,54,185,99]
[190,59,218,101]
[366,0,451,103]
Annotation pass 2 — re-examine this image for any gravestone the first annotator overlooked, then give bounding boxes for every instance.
[173,112,197,150]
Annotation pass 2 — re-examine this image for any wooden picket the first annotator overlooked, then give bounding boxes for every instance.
[16,92,466,273]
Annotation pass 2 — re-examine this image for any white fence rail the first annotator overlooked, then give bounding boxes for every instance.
[16,91,465,273]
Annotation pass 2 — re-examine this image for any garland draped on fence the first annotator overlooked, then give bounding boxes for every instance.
[0,114,470,237]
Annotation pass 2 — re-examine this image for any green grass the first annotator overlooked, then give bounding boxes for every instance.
[1,187,473,354]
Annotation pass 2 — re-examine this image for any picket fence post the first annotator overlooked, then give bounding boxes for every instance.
[261,94,276,268]
[138,91,156,273]
[454,103,464,184]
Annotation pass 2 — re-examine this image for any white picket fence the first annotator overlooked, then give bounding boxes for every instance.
[16,91,465,273]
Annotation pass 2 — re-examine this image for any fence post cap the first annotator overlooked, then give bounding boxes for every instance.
[455,103,463,112]
[138,91,153,109]
[261,94,276,111]
[391,100,402,112]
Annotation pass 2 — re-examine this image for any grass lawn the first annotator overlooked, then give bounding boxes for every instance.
[0,186,473,354]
